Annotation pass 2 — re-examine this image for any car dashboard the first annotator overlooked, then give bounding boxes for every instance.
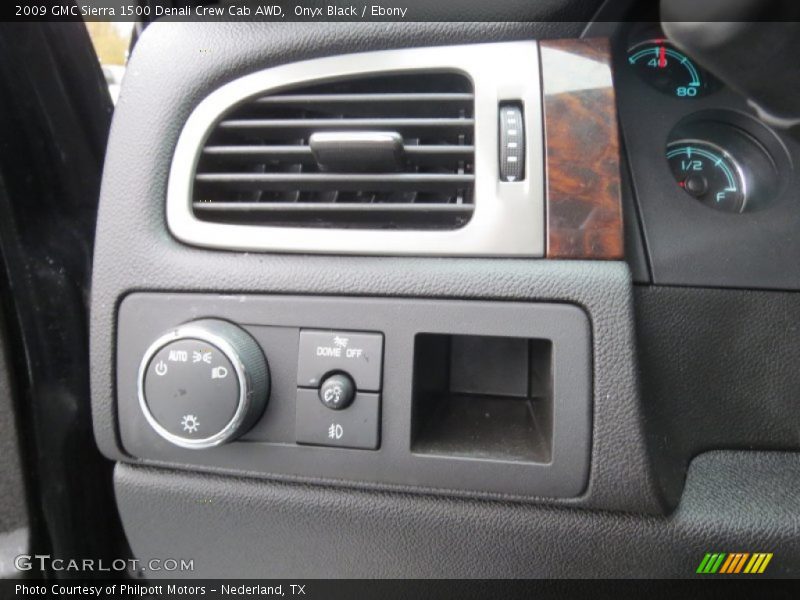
[76,10,800,580]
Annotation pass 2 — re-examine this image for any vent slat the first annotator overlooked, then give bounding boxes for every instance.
[255,93,474,104]
[196,173,473,192]
[217,118,474,137]
[193,201,474,230]
[193,72,475,230]
[194,202,473,214]
[250,93,474,117]
[202,144,474,167]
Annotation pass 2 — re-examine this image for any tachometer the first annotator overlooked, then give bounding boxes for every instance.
[627,40,714,98]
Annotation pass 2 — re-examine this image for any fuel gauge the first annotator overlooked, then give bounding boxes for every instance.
[666,141,746,212]
[664,111,789,214]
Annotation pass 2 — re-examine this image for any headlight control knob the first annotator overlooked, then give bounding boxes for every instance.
[318,372,356,410]
[138,319,269,449]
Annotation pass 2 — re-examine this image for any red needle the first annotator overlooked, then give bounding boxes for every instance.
[658,46,667,68]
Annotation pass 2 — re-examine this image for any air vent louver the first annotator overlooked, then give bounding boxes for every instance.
[193,72,475,230]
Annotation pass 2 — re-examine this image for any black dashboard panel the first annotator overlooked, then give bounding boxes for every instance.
[635,284,800,506]
[117,294,591,499]
[88,16,800,580]
[614,23,800,291]
[91,22,661,515]
[115,450,800,578]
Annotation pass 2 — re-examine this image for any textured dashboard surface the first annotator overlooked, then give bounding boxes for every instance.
[635,285,800,507]
[91,22,662,513]
[115,450,800,578]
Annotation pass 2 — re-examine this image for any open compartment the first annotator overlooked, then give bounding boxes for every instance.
[411,333,553,463]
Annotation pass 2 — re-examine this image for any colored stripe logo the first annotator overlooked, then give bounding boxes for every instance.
[696,552,773,574]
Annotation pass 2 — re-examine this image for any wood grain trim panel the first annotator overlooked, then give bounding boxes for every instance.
[540,38,624,260]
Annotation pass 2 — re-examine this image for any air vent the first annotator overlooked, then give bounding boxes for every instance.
[192,72,475,230]
[168,42,545,255]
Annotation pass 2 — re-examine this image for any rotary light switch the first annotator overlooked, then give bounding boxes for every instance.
[138,319,269,449]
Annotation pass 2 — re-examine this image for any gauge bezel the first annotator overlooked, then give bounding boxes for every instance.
[666,138,748,212]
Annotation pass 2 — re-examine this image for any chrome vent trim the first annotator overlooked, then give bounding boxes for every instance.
[193,73,475,229]
[167,42,544,256]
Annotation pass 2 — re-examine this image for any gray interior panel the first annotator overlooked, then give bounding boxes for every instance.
[114,450,800,578]
[634,284,800,507]
[95,256,658,514]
